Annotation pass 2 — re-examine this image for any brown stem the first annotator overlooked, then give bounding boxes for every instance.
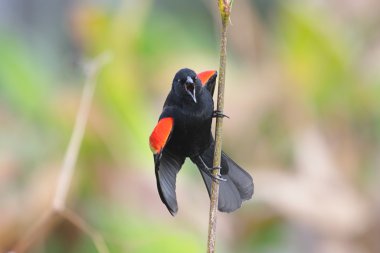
[53,53,111,211]
[61,209,110,253]
[207,1,232,252]
[9,52,111,253]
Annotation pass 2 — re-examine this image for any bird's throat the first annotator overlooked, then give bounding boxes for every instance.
[185,83,197,103]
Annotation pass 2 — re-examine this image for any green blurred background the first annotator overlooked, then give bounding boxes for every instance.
[1,0,380,252]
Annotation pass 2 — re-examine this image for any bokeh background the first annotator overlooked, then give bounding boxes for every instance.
[1,0,380,252]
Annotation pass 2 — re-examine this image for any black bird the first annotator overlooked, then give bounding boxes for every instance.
[149,68,253,215]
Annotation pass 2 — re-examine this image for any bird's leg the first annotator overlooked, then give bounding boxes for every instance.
[197,156,227,182]
[212,110,230,119]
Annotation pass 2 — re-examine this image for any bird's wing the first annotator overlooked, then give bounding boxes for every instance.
[154,149,185,216]
[197,70,217,97]
[149,116,185,215]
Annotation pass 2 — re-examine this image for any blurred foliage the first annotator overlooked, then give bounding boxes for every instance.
[0,35,51,120]
[1,0,380,252]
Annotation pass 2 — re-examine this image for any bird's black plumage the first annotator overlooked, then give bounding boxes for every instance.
[151,68,253,215]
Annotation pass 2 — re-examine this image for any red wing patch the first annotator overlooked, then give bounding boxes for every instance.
[149,117,174,154]
[197,70,217,86]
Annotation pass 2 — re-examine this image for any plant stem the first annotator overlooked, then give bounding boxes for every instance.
[53,52,111,211]
[207,1,232,252]
[9,52,111,253]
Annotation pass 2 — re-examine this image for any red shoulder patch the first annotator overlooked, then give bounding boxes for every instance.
[197,70,217,86]
[149,117,174,154]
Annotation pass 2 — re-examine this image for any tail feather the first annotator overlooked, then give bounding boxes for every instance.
[222,152,254,201]
[198,168,243,212]
[194,144,254,213]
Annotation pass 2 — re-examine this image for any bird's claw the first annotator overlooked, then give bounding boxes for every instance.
[212,173,227,182]
[196,156,227,182]
[213,110,230,119]
[208,166,227,182]
[210,166,222,172]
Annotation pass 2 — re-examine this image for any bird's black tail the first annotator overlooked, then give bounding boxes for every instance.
[193,143,254,212]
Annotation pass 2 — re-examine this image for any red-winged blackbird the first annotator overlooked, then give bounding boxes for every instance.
[149,68,253,215]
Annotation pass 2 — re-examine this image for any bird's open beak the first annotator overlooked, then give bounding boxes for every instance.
[185,76,197,103]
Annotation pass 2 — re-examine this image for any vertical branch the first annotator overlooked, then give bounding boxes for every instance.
[207,1,232,253]
[53,52,111,211]
[9,52,111,253]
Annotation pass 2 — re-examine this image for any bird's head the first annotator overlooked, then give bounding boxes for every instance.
[172,68,201,103]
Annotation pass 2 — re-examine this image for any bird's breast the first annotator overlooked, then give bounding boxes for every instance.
[167,110,213,157]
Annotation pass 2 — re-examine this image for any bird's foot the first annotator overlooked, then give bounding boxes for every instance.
[212,110,230,119]
[195,156,227,182]
[207,166,227,182]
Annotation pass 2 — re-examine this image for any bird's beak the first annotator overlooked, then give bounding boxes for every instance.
[185,76,197,103]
